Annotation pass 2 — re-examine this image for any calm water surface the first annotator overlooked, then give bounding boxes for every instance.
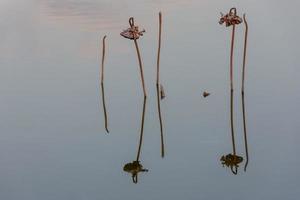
[1,0,300,199]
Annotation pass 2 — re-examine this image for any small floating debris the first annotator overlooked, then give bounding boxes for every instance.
[203,91,210,98]
[160,84,166,100]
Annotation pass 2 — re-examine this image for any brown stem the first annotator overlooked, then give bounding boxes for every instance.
[156,12,162,85]
[231,165,238,175]
[230,25,235,91]
[132,174,138,184]
[133,39,147,97]
[230,7,237,16]
[100,35,109,133]
[136,96,147,161]
[230,90,236,156]
[241,14,248,94]
[242,93,249,171]
[156,84,165,158]
[101,83,109,133]
[101,35,107,84]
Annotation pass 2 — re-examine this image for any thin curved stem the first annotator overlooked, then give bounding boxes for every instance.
[230,90,236,156]
[136,97,147,161]
[132,174,138,184]
[129,17,134,27]
[242,93,249,171]
[100,35,109,133]
[101,35,107,84]
[230,7,237,15]
[156,84,165,158]
[133,39,147,97]
[230,25,235,91]
[241,14,248,94]
[156,12,162,85]
[231,165,238,175]
[101,83,109,133]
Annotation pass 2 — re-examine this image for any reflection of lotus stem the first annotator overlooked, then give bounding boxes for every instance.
[136,97,147,161]
[230,90,236,156]
[101,83,109,133]
[156,84,165,157]
[156,12,162,85]
[242,93,249,171]
[101,35,107,84]
[241,14,248,94]
[230,25,235,91]
[156,12,165,158]
[231,166,238,175]
[134,39,147,97]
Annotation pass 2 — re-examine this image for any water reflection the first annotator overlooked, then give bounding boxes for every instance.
[156,84,165,158]
[101,83,109,133]
[40,0,122,29]
[242,93,249,171]
[123,97,148,183]
[155,12,165,158]
[220,91,250,174]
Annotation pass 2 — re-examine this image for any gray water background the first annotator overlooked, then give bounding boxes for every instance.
[0,0,300,199]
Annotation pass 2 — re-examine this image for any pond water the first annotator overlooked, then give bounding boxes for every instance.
[1,0,300,199]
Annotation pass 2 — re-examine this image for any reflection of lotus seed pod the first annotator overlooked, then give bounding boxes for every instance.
[220,154,243,167]
[123,161,148,174]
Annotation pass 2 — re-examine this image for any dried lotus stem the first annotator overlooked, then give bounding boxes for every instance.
[136,97,147,161]
[156,12,162,85]
[121,17,147,97]
[241,14,248,94]
[100,35,109,133]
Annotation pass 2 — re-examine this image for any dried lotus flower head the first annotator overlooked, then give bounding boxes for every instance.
[120,17,145,40]
[219,8,243,27]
